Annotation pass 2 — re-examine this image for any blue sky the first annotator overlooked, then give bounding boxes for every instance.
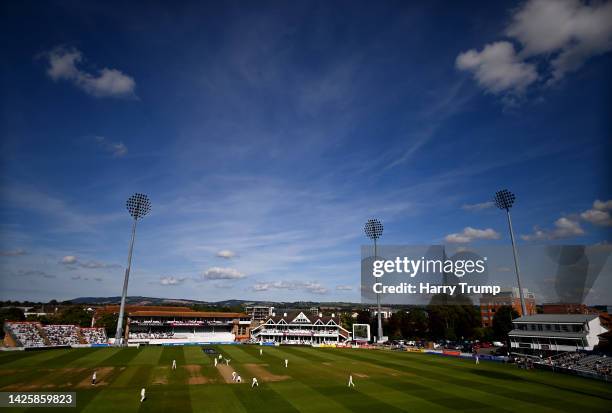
[0,0,611,302]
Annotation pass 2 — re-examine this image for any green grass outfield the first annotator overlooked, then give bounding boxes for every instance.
[0,345,611,412]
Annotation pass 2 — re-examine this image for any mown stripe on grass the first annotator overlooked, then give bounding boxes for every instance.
[80,385,142,413]
[158,346,186,367]
[216,345,260,364]
[129,347,163,366]
[1,349,75,367]
[41,348,99,367]
[247,346,414,413]
[138,383,193,413]
[183,346,206,364]
[299,349,544,412]
[99,348,141,366]
[273,346,330,363]
[190,384,247,413]
[0,350,38,364]
[230,381,299,413]
[266,380,354,413]
[320,349,604,413]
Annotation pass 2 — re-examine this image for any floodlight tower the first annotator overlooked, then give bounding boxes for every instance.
[365,218,384,343]
[494,189,527,316]
[115,193,151,345]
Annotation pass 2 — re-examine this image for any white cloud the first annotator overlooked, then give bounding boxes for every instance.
[456,41,538,95]
[336,285,353,291]
[60,255,120,269]
[44,47,136,98]
[462,201,494,211]
[61,255,77,265]
[202,267,246,280]
[159,276,186,286]
[593,200,612,210]
[216,249,237,259]
[445,227,500,243]
[521,217,585,240]
[94,136,128,157]
[0,249,27,256]
[506,0,612,82]
[456,0,612,98]
[251,280,328,294]
[580,199,612,226]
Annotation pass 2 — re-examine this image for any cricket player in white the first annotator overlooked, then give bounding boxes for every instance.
[91,371,97,385]
[475,355,479,365]
[140,388,146,402]
[348,375,355,388]
[225,358,231,365]
[284,359,288,368]
[236,375,242,383]
[214,358,218,367]
[218,354,222,360]
[231,371,237,382]
[172,359,177,370]
[252,377,259,387]
[259,348,263,356]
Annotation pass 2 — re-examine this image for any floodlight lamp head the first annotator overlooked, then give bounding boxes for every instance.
[494,189,516,211]
[364,218,384,240]
[126,193,151,220]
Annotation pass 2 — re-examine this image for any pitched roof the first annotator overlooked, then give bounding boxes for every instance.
[512,314,598,323]
[265,311,338,324]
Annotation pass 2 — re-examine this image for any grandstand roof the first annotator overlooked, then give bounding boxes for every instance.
[513,314,598,323]
[508,329,587,338]
[128,311,246,318]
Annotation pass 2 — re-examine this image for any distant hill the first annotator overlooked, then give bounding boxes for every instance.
[67,296,361,308]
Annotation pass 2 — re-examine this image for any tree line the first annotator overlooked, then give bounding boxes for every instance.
[341,305,519,343]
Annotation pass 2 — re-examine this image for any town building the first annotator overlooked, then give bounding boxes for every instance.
[480,288,536,327]
[250,311,350,344]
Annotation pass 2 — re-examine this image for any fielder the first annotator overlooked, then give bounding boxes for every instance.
[225,358,231,365]
[172,359,177,370]
[214,358,218,367]
[140,388,146,402]
[231,371,237,382]
[348,374,355,388]
[259,348,263,356]
[91,371,97,386]
[251,377,259,388]
[284,359,288,368]
[475,355,480,365]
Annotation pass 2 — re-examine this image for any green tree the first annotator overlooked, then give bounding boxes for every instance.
[492,306,519,341]
[404,308,428,339]
[0,307,25,339]
[387,310,407,340]
[55,306,91,327]
[95,313,119,337]
[339,312,354,331]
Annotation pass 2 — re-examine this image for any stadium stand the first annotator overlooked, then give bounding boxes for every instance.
[80,327,107,344]
[43,325,80,346]
[250,311,350,344]
[125,310,251,344]
[3,322,108,348]
[4,322,47,347]
[542,352,612,377]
